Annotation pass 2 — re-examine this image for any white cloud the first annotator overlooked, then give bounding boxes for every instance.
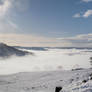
[83,10,92,18]
[0,0,31,34]
[73,10,92,18]
[57,33,92,47]
[0,0,23,33]
[0,0,12,17]
[0,0,29,17]
[73,0,92,18]
[82,0,92,3]
[73,13,81,18]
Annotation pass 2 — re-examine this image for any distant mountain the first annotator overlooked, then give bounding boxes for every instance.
[14,46,92,51]
[14,46,48,51]
[0,43,31,58]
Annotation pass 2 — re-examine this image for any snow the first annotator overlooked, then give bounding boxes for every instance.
[0,69,92,92]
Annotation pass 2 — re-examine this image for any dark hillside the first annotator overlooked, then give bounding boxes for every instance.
[0,43,31,58]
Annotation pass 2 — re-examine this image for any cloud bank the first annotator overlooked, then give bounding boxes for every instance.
[0,33,92,47]
[58,33,92,47]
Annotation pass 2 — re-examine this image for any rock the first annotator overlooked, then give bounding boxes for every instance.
[89,73,92,77]
[90,77,92,80]
[82,80,88,83]
[55,86,62,92]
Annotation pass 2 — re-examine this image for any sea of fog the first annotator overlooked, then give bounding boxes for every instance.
[0,48,92,75]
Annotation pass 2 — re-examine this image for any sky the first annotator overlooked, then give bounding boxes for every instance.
[0,0,92,47]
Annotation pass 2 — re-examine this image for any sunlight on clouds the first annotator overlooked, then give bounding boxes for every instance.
[83,10,92,18]
[0,0,30,17]
[0,0,19,33]
[0,0,12,17]
[0,0,31,34]
[0,0,29,35]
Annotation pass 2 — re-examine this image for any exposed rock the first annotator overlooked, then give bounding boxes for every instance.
[55,87,62,92]
[82,80,88,83]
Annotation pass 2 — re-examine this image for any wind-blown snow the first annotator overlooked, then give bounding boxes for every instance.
[0,48,91,75]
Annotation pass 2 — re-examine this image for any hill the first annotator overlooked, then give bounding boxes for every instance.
[0,43,31,58]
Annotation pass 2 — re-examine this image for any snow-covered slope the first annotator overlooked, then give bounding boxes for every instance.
[0,69,92,92]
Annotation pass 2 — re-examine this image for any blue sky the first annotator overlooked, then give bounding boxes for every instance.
[14,0,92,37]
[0,0,92,47]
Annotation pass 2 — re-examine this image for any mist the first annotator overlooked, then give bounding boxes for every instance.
[0,48,91,75]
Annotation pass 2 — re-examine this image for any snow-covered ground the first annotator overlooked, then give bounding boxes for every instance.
[0,48,92,75]
[0,69,92,92]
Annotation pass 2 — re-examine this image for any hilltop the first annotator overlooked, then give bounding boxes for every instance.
[0,43,31,58]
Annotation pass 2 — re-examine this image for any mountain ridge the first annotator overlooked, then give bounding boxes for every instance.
[0,43,31,58]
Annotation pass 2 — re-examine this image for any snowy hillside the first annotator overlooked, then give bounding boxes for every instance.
[0,69,92,92]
